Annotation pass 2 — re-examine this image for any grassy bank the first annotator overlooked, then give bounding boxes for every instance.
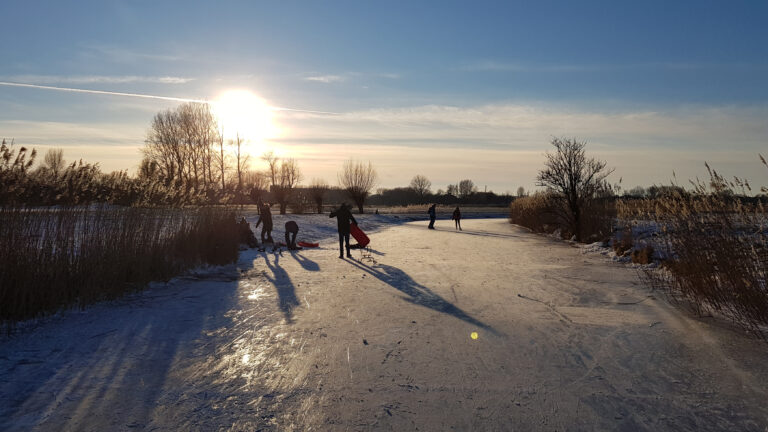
[0,205,240,327]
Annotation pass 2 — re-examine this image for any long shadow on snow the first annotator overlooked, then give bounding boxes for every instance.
[259,251,301,323]
[0,258,256,431]
[345,259,500,336]
[289,249,320,271]
[417,226,524,240]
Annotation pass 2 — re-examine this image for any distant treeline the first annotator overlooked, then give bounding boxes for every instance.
[1,136,515,210]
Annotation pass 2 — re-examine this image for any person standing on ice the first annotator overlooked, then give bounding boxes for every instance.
[452,206,462,231]
[427,204,437,229]
[254,201,274,244]
[329,203,357,259]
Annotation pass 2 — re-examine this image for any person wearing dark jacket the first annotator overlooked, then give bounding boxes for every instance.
[329,203,357,258]
[427,204,436,229]
[452,206,462,231]
[254,201,274,243]
[284,220,299,250]
[238,217,259,248]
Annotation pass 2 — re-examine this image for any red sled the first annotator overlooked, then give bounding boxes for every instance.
[350,223,370,247]
[297,241,319,248]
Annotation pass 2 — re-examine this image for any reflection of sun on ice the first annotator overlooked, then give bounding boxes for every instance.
[213,90,281,144]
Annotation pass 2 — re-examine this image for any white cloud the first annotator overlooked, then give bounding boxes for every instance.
[4,103,767,193]
[302,71,401,84]
[2,75,195,85]
[304,75,345,84]
[272,103,768,190]
[81,45,183,64]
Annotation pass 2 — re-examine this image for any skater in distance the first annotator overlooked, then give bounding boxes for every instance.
[452,206,462,231]
[427,204,436,229]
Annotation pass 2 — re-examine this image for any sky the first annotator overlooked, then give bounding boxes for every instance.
[1,0,767,194]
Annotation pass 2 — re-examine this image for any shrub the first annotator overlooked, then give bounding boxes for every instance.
[509,192,615,241]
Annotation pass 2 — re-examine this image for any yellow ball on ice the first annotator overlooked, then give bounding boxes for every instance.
[470,332,479,340]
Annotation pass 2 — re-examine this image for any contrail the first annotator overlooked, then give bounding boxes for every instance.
[0,81,339,115]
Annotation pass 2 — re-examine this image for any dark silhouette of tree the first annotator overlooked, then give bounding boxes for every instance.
[244,170,269,204]
[143,102,220,192]
[536,137,614,241]
[276,158,302,214]
[262,152,302,214]
[231,133,250,202]
[446,183,458,197]
[409,175,431,203]
[516,186,526,197]
[458,179,477,199]
[338,159,377,213]
[43,148,65,178]
[309,178,330,213]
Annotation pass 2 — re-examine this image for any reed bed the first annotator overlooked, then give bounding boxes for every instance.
[0,205,239,327]
[619,166,768,339]
[509,193,615,242]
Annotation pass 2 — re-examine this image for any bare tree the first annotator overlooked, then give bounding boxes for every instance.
[231,133,250,202]
[309,178,330,213]
[271,158,302,214]
[446,184,458,197]
[43,148,65,178]
[409,175,431,203]
[218,128,226,192]
[243,170,269,204]
[338,159,377,213]
[536,137,614,241]
[516,186,526,197]
[262,151,279,188]
[143,102,221,192]
[458,179,477,199]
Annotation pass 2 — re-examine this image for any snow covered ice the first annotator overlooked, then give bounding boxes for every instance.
[2,216,768,431]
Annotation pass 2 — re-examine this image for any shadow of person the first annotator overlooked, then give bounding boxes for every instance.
[0,259,251,431]
[260,252,300,323]
[450,229,522,239]
[345,260,499,336]
[289,250,320,272]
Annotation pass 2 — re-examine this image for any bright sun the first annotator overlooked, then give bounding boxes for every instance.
[213,90,281,144]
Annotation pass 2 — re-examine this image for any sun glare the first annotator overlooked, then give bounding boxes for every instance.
[213,90,281,144]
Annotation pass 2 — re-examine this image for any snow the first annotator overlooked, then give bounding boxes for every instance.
[2,216,768,430]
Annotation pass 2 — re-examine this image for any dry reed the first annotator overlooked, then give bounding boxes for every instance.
[0,205,240,328]
[620,164,768,339]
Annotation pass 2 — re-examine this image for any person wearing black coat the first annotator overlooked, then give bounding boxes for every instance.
[329,203,357,258]
[254,201,274,243]
[427,204,437,229]
[284,220,299,250]
[452,206,462,231]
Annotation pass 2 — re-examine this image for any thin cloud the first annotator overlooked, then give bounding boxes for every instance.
[81,44,183,64]
[3,75,195,85]
[0,82,339,115]
[304,75,346,84]
[461,60,768,73]
[302,71,401,84]
[460,61,595,72]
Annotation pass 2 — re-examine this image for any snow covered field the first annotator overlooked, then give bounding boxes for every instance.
[1,216,767,430]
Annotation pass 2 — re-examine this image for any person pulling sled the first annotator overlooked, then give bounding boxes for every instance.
[329,203,357,259]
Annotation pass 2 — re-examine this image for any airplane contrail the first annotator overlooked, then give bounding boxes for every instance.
[0,81,340,115]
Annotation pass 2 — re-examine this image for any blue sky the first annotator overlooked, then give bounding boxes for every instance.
[1,1,767,192]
